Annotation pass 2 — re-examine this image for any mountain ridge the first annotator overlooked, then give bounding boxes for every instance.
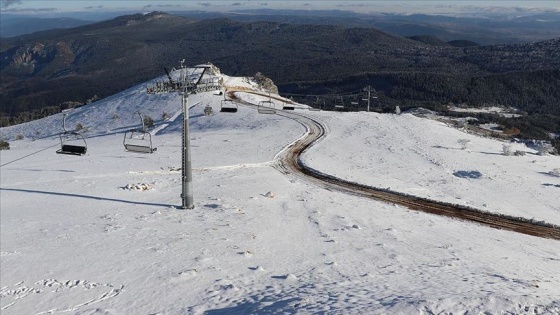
[1,11,559,141]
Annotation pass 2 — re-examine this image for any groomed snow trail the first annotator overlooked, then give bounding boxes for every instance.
[230,92,560,240]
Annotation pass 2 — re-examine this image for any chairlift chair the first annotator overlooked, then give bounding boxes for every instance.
[220,99,238,113]
[204,104,214,116]
[56,113,87,156]
[309,96,323,111]
[123,112,157,154]
[257,100,276,114]
[334,96,345,111]
[281,99,295,111]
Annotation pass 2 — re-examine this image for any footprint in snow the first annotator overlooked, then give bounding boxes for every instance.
[271,274,297,280]
[248,266,265,271]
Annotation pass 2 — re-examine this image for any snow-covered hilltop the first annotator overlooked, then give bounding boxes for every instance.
[1,68,559,314]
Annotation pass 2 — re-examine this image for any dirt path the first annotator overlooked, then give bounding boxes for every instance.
[229,91,560,240]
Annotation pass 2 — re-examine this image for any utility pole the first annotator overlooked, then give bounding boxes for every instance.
[363,85,378,112]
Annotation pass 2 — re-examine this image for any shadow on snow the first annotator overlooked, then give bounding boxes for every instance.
[0,188,175,208]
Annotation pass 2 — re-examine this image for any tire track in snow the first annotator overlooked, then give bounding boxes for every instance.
[229,91,560,240]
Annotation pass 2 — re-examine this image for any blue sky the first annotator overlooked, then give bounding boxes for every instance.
[1,0,559,15]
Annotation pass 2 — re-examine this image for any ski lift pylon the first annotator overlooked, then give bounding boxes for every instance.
[56,113,87,156]
[123,112,157,154]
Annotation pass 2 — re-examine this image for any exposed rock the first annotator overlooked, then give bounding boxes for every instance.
[253,72,278,94]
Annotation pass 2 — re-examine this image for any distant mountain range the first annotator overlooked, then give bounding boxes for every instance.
[0,15,95,38]
[3,9,559,44]
[1,11,559,140]
[175,9,560,45]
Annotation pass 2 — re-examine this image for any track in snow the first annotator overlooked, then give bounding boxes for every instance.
[228,91,560,241]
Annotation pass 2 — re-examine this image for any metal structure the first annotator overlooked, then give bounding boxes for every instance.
[204,104,214,116]
[258,100,276,114]
[258,93,277,114]
[56,113,87,156]
[281,99,295,111]
[220,96,238,113]
[309,96,323,111]
[147,62,222,209]
[179,64,221,208]
[334,96,345,111]
[181,92,194,209]
[123,112,157,153]
[363,85,378,112]
[147,63,222,95]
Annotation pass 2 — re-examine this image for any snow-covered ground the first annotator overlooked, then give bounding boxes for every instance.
[448,106,523,118]
[1,71,559,314]
[303,111,560,226]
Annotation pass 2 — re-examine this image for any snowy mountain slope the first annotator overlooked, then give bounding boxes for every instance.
[1,70,559,314]
[303,111,560,226]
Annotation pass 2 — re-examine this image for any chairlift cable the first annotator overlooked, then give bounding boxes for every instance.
[56,114,88,156]
[280,91,361,98]
[123,112,157,153]
[0,142,60,167]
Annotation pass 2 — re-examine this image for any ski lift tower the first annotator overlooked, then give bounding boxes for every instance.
[148,62,217,209]
[180,88,194,209]
[363,85,378,112]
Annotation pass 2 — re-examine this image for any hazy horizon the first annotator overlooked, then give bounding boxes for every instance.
[2,0,559,17]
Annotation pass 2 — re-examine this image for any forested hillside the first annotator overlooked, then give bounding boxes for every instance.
[1,12,559,144]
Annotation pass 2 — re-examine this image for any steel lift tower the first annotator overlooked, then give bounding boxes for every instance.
[148,62,220,209]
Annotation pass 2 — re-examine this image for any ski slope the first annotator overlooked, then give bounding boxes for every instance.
[1,70,559,314]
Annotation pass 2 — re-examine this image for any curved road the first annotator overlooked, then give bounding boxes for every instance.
[228,90,560,240]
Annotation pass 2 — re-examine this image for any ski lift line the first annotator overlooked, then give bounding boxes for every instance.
[124,143,156,154]
[56,113,88,156]
[123,112,157,154]
[57,142,87,156]
[257,99,277,115]
[281,89,364,95]
[164,101,201,123]
[280,91,362,98]
[220,100,238,113]
[0,142,60,167]
[219,92,238,113]
[258,107,276,114]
